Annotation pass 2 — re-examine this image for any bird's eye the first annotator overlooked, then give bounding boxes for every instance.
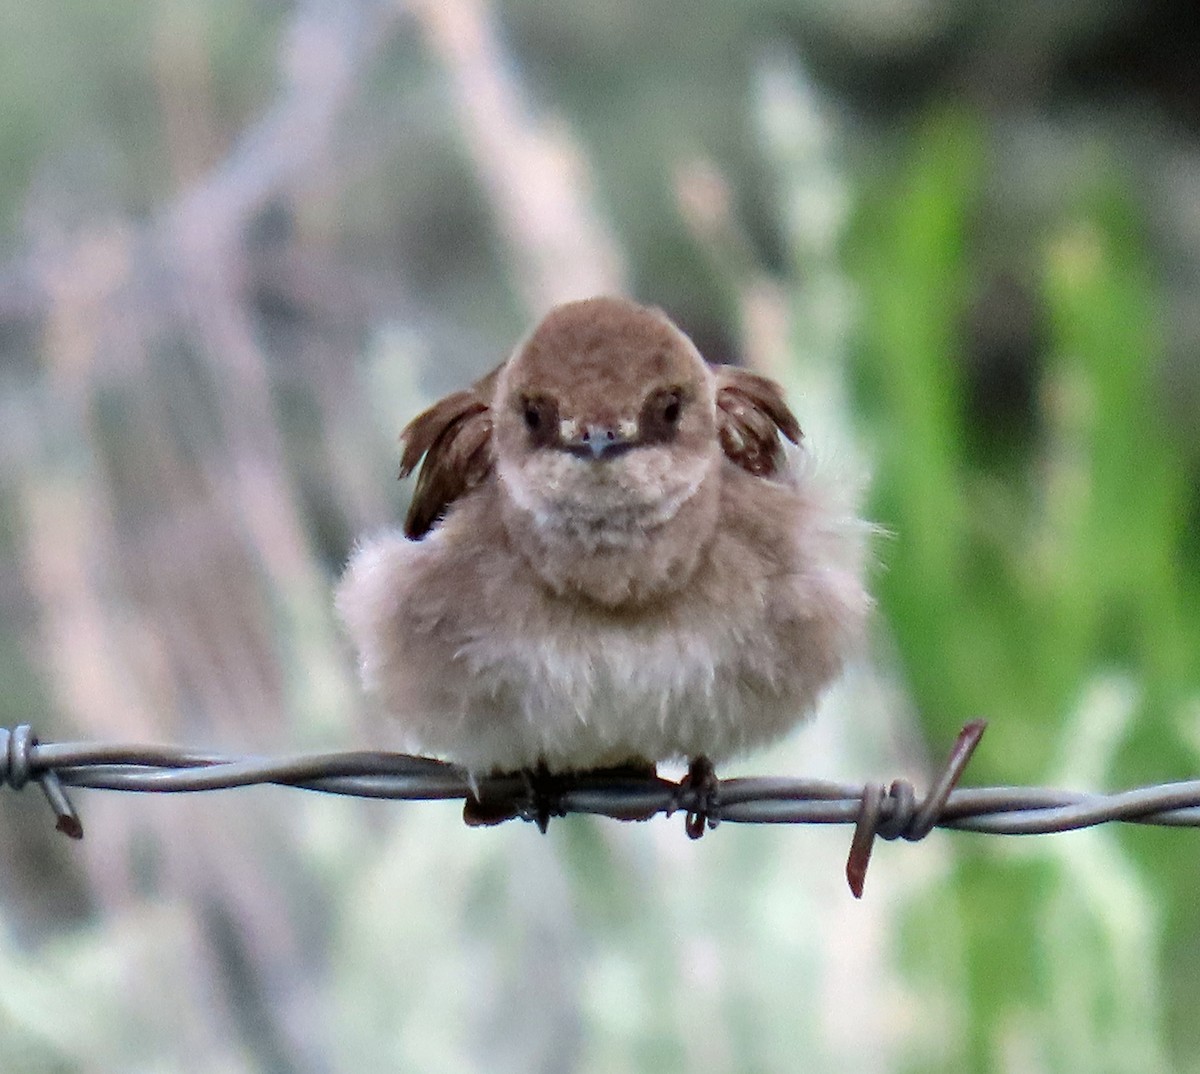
[639,387,686,444]
[661,392,682,425]
[518,395,558,446]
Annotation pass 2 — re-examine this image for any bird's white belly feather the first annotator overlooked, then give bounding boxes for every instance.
[446,614,789,773]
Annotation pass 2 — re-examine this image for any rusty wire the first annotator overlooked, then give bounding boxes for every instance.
[6,720,1200,897]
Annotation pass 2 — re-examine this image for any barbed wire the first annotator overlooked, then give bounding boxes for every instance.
[6,720,1200,897]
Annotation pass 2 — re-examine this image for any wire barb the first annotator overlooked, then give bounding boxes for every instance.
[845,719,987,898]
[10,721,1200,897]
[1,724,83,839]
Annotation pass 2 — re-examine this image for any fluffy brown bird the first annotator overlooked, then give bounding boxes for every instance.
[337,296,870,787]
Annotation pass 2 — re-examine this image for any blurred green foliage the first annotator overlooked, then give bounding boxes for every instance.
[851,109,1199,1074]
[852,110,1198,776]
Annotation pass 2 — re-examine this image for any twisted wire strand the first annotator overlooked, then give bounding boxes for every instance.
[6,721,1200,897]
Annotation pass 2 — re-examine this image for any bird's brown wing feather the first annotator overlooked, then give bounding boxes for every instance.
[714,366,802,477]
[400,367,500,539]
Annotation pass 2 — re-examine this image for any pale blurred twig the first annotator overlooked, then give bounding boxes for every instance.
[409,0,626,310]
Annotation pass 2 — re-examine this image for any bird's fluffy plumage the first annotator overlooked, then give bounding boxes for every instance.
[337,296,871,774]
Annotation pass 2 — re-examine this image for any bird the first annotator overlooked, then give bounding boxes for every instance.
[336,296,871,830]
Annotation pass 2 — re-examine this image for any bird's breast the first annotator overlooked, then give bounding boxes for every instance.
[447,581,800,772]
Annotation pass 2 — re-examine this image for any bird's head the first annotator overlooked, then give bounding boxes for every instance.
[492,297,720,541]
[397,295,801,548]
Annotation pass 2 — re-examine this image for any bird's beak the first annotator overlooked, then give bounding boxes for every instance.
[561,420,637,461]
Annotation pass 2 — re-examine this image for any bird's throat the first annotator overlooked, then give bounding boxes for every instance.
[501,475,721,609]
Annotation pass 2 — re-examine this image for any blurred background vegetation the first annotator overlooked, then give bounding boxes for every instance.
[1,0,1198,1071]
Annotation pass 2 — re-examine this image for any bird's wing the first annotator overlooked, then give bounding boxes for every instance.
[399,366,501,539]
[713,366,803,478]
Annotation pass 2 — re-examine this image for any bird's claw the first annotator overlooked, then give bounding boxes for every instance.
[682,755,720,839]
[519,761,566,833]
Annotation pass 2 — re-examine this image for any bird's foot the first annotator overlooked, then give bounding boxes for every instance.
[519,761,667,830]
[462,778,521,828]
[462,761,565,832]
[681,755,720,839]
[573,761,664,822]
[464,760,669,831]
